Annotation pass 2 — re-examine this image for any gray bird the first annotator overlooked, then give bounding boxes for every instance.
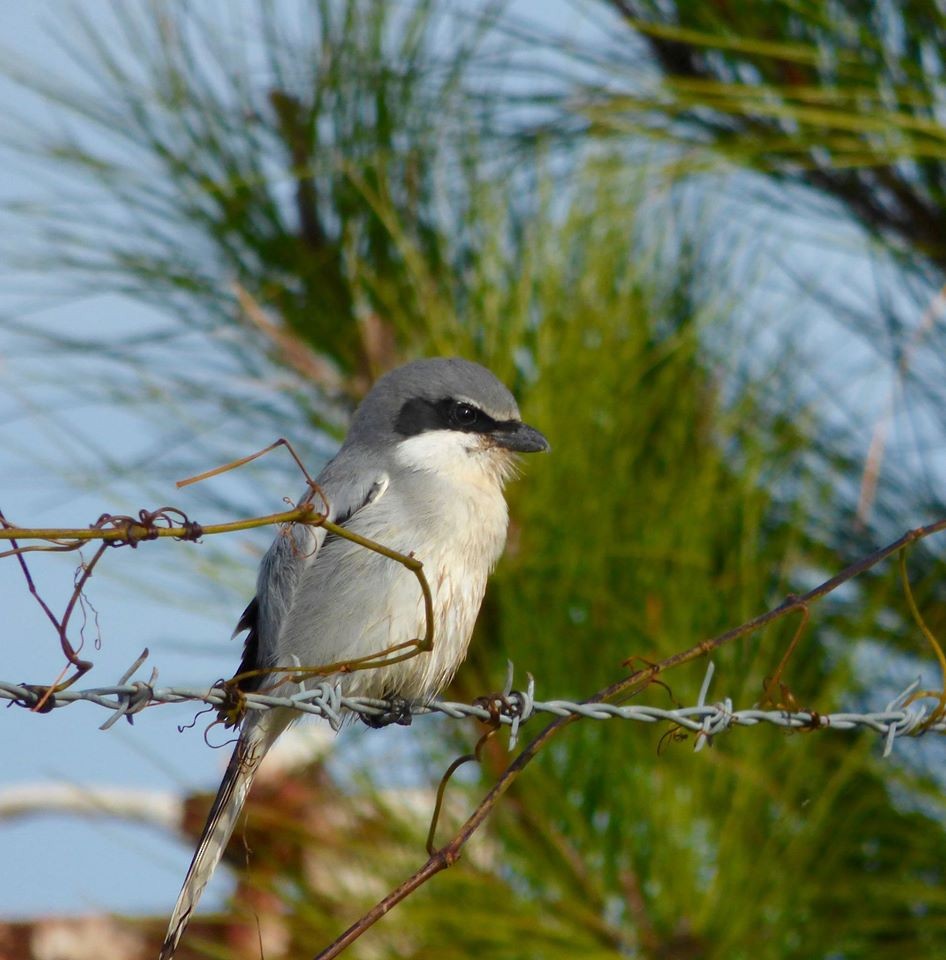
[159,357,548,959]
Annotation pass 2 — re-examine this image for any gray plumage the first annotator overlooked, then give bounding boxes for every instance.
[159,357,547,959]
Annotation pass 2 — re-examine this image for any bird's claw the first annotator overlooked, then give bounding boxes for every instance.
[361,695,413,728]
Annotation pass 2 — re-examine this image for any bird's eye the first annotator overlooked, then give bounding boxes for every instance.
[451,401,479,427]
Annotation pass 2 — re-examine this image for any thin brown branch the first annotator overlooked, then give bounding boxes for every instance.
[899,550,946,725]
[759,603,809,710]
[29,544,109,710]
[314,516,946,960]
[1,512,65,636]
[425,726,498,856]
[0,505,320,558]
[227,639,430,694]
[0,511,95,706]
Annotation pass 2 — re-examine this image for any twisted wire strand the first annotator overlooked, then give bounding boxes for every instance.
[1,662,940,758]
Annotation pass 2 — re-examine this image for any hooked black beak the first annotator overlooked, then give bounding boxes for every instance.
[495,421,550,453]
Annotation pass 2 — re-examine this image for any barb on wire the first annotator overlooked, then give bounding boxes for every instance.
[98,648,156,731]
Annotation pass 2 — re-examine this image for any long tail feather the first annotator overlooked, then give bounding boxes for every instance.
[159,715,282,960]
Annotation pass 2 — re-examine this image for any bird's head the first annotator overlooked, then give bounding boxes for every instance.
[347,357,549,488]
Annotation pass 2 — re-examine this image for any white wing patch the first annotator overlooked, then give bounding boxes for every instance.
[364,474,389,508]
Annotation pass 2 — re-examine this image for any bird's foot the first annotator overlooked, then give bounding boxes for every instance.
[361,695,413,728]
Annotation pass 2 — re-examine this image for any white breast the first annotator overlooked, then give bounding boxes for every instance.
[273,432,511,702]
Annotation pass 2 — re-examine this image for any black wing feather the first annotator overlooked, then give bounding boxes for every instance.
[229,474,387,694]
[232,596,261,692]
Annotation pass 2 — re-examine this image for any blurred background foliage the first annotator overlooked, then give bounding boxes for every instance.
[4,1,946,958]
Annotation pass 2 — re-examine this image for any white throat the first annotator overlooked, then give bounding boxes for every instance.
[393,429,518,491]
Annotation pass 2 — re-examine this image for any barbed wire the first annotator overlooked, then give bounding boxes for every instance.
[2,660,941,758]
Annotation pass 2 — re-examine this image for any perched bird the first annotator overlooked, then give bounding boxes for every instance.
[160,357,548,959]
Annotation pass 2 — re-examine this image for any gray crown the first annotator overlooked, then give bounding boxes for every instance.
[346,357,521,447]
